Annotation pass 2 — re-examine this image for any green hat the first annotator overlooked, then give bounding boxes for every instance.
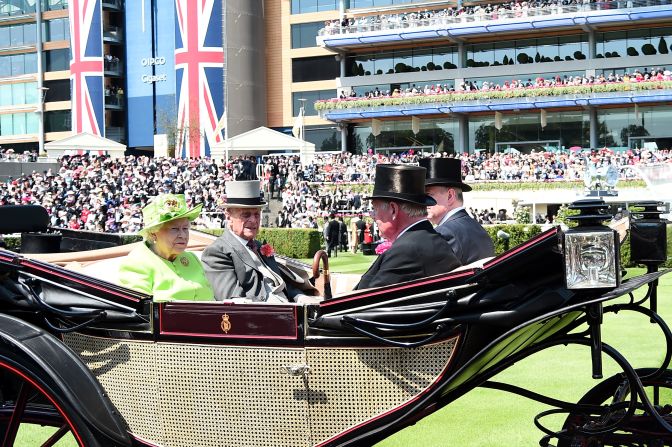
[139,194,202,238]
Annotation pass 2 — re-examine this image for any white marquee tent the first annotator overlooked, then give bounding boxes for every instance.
[44,132,127,159]
[211,127,316,164]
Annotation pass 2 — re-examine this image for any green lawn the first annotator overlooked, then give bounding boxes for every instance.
[298,250,377,274]
[377,267,672,446]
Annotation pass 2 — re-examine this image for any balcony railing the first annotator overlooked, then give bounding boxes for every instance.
[104,59,123,74]
[319,0,671,36]
[105,127,125,142]
[316,80,672,119]
[105,93,124,107]
[103,26,123,42]
[102,0,123,9]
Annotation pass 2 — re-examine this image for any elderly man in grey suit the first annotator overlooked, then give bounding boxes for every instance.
[201,180,317,303]
[419,157,495,265]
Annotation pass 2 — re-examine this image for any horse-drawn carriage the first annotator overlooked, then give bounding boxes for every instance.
[0,199,670,446]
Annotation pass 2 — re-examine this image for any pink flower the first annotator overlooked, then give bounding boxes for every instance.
[260,243,275,257]
[375,241,392,255]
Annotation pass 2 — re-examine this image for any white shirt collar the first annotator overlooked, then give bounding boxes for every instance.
[396,219,428,240]
[230,231,254,250]
[438,206,465,227]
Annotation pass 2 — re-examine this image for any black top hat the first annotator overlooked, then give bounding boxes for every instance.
[419,158,472,192]
[367,164,436,206]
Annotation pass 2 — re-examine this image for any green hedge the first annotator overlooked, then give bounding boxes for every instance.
[484,224,543,255]
[199,228,322,259]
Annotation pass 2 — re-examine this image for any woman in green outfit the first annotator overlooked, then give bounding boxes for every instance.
[119,194,214,301]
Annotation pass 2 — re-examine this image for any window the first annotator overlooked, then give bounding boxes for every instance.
[291,22,323,49]
[0,113,38,136]
[45,110,71,133]
[0,53,38,77]
[44,18,69,42]
[292,90,336,116]
[44,79,71,102]
[291,0,338,14]
[292,56,339,82]
[44,49,70,72]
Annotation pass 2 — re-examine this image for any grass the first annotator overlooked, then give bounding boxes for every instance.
[298,250,377,274]
[376,267,672,446]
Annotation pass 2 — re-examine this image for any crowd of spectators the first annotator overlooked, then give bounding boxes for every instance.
[336,69,672,101]
[321,0,655,35]
[0,146,666,233]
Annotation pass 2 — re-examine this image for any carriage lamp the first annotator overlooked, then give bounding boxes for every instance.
[563,199,620,290]
[630,201,667,266]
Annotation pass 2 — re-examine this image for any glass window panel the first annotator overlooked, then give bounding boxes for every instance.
[24,82,37,104]
[493,42,515,66]
[0,56,10,77]
[23,23,36,45]
[536,36,558,63]
[292,56,339,82]
[599,31,626,58]
[45,110,71,132]
[317,0,336,12]
[0,115,12,136]
[352,0,374,6]
[12,83,25,104]
[10,25,23,46]
[291,22,322,49]
[0,27,9,48]
[13,113,26,134]
[394,49,412,73]
[468,43,495,67]
[558,35,584,61]
[11,54,24,76]
[515,39,536,65]
[374,52,394,75]
[627,29,650,57]
[0,85,11,106]
[26,110,38,133]
[44,79,70,101]
[24,52,37,74]
[434,47,457,70]
[413,48,432,72]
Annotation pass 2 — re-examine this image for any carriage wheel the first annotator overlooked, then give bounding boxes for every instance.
[0,355,99,447]
[557,368,672,447]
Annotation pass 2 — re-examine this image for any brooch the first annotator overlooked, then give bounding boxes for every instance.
[180,256,189,267]
[221,314,231,334]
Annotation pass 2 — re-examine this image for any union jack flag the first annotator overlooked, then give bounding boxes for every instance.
[68,0,104,136]
[175,0,224,158]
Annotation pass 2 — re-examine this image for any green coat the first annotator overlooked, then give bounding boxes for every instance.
[119,242,214,301]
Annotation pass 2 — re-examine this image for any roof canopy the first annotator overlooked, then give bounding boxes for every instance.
[211,127,315,163]
[44,132,127,159]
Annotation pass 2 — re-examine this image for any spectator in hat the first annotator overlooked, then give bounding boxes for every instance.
[419,158,495,264]
[201,180,319,303]
[118,194,214,301]
[354,165,461,290]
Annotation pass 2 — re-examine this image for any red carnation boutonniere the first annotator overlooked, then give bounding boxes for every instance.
[375,240,392,255]
[260,243,275,257]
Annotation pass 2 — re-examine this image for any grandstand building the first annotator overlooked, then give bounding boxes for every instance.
[312,0,672,154]
[4,1,671,156]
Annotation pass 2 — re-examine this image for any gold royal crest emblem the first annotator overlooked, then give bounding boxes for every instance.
[221,314,231,334]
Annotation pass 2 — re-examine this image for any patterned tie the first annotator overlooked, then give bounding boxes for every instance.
[247,240,257,253]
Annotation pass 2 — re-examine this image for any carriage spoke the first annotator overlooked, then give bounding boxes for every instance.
[2,381,29,447]
[41,424,69,447]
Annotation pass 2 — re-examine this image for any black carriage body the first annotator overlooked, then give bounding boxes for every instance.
[0,226,668,447]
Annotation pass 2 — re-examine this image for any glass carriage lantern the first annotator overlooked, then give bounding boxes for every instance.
[563,199,620,379]
[630,201,667,319]
[563,199,620,291]
[630,201,667,267]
